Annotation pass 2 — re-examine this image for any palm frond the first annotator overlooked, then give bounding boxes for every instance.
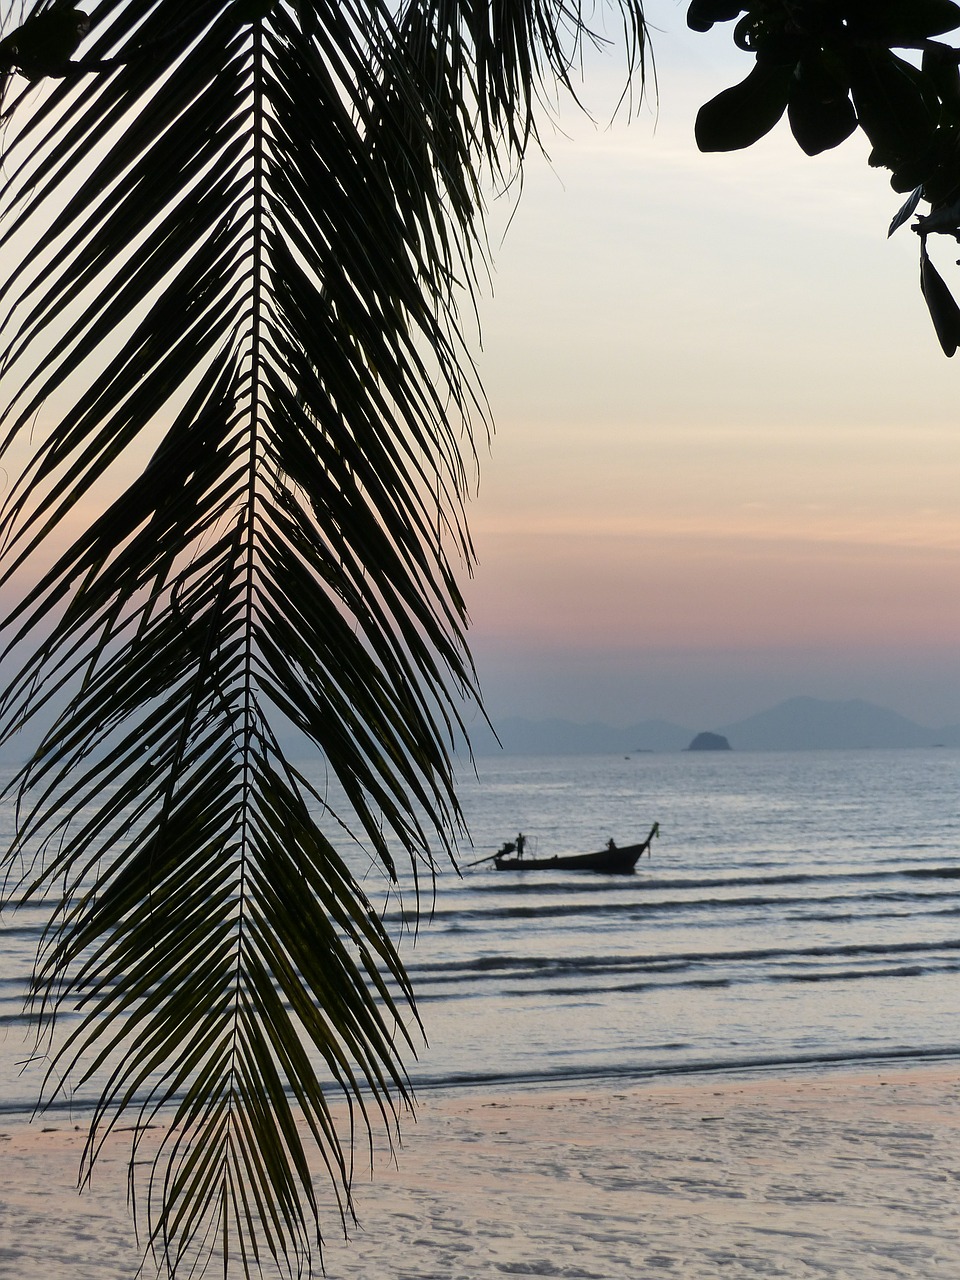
[0,0,646,1275]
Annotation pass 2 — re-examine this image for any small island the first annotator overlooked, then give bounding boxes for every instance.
[685,731,732,751]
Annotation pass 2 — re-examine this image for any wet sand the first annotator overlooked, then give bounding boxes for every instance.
[2,1065,960,1278]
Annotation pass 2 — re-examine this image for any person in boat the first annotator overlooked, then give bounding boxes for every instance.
[606,837,617,851]
[493,834,525,863]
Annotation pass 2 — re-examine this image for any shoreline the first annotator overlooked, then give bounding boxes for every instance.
[406,1044,960,1101]
[8,1044,960,1121]
[3,1060,960,1278]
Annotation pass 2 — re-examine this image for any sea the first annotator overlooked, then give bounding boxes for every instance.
[1,747,959,1115]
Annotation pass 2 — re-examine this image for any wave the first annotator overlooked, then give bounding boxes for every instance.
[456,865,960,897]
[406,1044,960,1095]
[5,1045,959,1122]
[408,935,960,980]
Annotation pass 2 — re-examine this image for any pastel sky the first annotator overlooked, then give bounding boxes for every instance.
[1,6,959,738]
[460,3,960,730]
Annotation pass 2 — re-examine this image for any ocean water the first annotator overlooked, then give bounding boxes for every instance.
[1,748,959,1115]
[399,747,960,1090]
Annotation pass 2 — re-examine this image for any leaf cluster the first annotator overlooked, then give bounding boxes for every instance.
[0,0,647,1276]
[688,0,960,353]
[0,3,90,80]
[691,1,960,159]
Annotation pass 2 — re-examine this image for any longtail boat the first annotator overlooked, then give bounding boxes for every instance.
[487,821,659,874]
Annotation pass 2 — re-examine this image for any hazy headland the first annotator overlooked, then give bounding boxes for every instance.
[464,695,960,755]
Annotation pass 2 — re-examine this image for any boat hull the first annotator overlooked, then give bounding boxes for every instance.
[493,842,646,874]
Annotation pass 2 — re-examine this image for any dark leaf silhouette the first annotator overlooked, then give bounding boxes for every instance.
[920,240,960,355]
[0,1,646,1276]
[848,0,960,44]
[695,61,792,152]
[888,186,924,237]
[848,52,937,169]
[687,0,744,32]
[787,73,857,156]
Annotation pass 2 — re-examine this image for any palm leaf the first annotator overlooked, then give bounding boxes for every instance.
[0,0,646,1275]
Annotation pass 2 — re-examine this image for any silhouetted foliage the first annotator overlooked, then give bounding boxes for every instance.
[0,1,645,1277]
[688,0,960,353]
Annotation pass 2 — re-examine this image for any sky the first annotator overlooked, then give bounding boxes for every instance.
[1,6,959,740]
[457,2,960,731]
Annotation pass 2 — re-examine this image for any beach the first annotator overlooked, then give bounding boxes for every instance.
[2,1064,960,1279]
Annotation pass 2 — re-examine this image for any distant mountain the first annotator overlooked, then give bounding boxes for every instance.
[464,696,960,756]
[686,731,732,751]
[719,697,942,751]
[2,697,955,765]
